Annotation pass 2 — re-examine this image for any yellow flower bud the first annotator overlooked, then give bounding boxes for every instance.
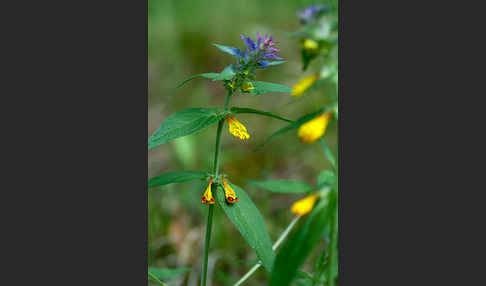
[226,115,250,140]
[222,178,238,204]
[292,74,319,97]
[241,81,255,92]
[291,193,319,216]
[298,111,332,143]
[201,178,215,205]
[303,39,319,51]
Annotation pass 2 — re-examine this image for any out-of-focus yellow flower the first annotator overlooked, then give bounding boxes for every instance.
[292,74,319,97]
[241,81,255,92]
[222,178,239,204]
[226,115,250,140]
[201,178,215,205]
[303,39,319,51]
[298,111,332,143]
[229,81,235,89]
[291,193,319,216]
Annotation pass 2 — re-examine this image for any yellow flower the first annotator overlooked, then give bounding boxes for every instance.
[292,74,319,97]
[241,81,255,92]
[291,193,319,216]
[226,115,250,140]
[303,39,319,51]
[298,111,332,143]
[201,178,215,205]
[229,81,235,89]
[222,178,239,204]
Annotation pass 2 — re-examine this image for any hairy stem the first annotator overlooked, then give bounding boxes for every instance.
[201,91,232,286]
[233,216,300,286]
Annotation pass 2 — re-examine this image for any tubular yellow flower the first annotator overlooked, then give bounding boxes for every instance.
[226,115,250,140]
[298,111,332,143]
[241,81,255,92]
[201,178,215,205]
[291,193,319,216]
[222,178,239,204]
[292,74,319,97]
[303,39,319,51]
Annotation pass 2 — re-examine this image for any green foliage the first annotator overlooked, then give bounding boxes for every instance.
[148,170,208,188]
[230,107,293,123]
[269,194,334,286]
[214,183,275,272]
[317,170,335,189]
[247,179,313,194]
[320,138,336,170]
[249,81,292,95]
[148,272,166,286]
[148,267,190,284]
[174,66,236,89]
[148,108,224,150]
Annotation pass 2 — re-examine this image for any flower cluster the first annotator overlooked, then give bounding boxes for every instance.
[221,33,282,94]
[201,177,239,205]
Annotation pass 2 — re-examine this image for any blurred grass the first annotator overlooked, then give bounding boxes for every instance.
[149,0,337,285]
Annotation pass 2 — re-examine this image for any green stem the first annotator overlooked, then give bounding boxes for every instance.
[200,91,232,286]
[233,216,300,286]
[200,204,214,286]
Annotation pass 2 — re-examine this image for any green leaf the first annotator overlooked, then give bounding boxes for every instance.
[247,180,313,194]
[249,81,291,95]
[174,73,219,89]
[230,107,293,123]
[317,170,336,190]
[149,171,208,188]
[148,108,223,150]
[174,65,235,90]
[215,182,275,272]
[269,195,334,286]
[217,65,236,80]
[148,267,190,283]
[255,108,325,151]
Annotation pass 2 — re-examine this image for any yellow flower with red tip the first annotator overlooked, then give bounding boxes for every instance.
[201,178,215,205]
[298,111,332,143]
[292,74,319,97]
[222,178,239,204]
[226,115,250,140]
[291,193,319,216]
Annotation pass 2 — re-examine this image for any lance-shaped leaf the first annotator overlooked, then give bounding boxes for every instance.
[230,107,293,123]
[249,81,292,95]
[149,108,224,150]
[269,194,335,286]
[148,267,190,284]
[174,65,235,90]
[213,43,243,57]
[247,179,313,194]
[215,183,275,272]
[149,171,208,188]
[254,107,326,151]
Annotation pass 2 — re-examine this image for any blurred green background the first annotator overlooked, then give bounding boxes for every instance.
[148,0,337,285]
